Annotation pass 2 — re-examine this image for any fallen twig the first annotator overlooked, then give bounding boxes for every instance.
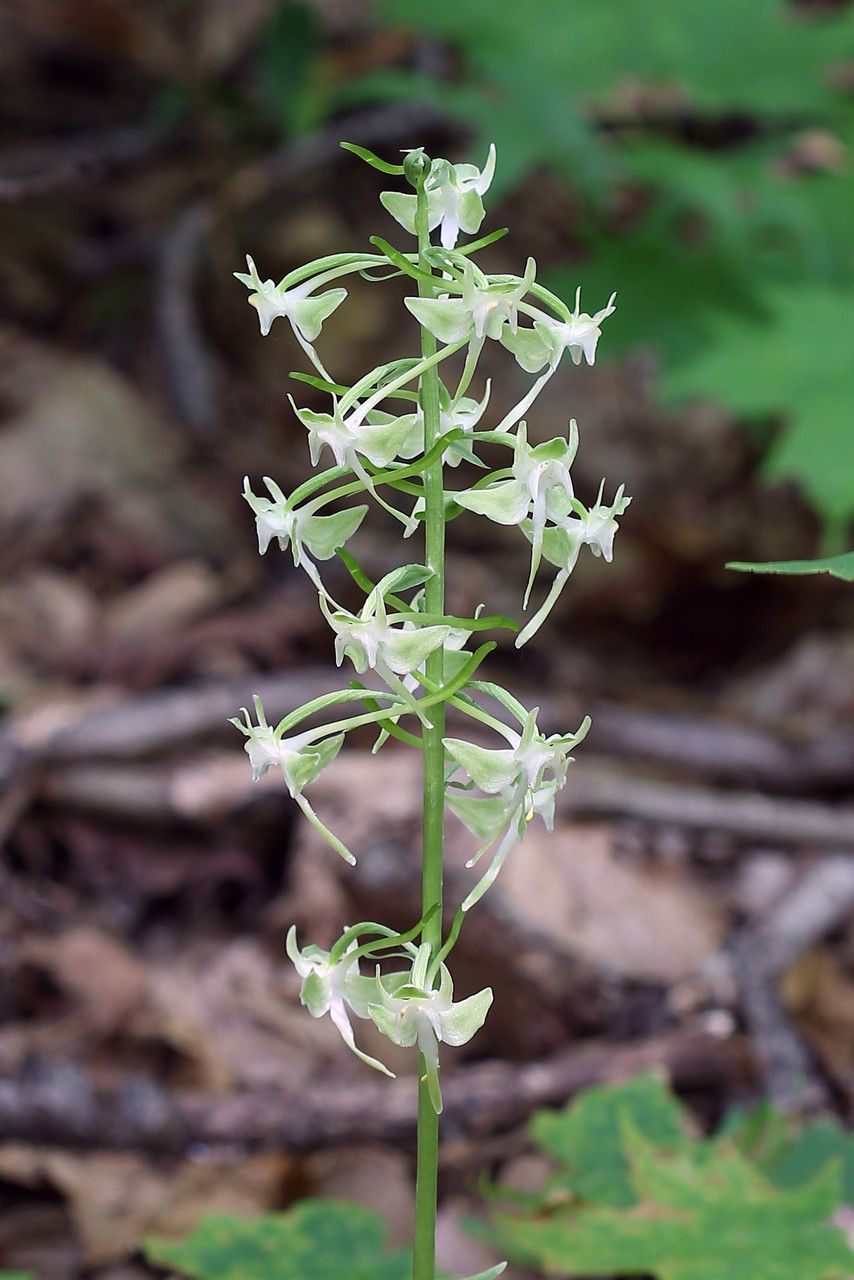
[728,854,854,1114]
[0,1032,749,1154]
[757,854,854,975]
[583,701,854,792]
[562,764,854,849]
[0,124,172,202]
[730,932,829,1115]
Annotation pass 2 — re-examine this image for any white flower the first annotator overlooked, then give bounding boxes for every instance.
[404,258,535,346]
[230,696,355,863]
[455,420,577,602]
[395,381,491,466]
[319,575,450,678]
[234,255,347,341]
[380,145,497,249]
[286,928,393,1076]
[230,696,341,789]
[502,286,617,372]
[242,475,367,585]
[367,943,493,1113]
[515,482,631,647]
[444,707,589,908]
[288,394,416,473]
[556,480,631,562]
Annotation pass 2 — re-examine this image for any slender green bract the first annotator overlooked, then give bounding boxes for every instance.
[232,139,626,1277]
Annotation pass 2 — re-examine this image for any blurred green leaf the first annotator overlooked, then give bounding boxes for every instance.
[665,284,854,528]
[487,1078,854,1280]
[762,1118,854,1200]
[378,0,854,191]
[257,1,324,135]
[531,1072,688,1207]
[728,552,854,581]
[363,0,854,528]
[495,1128,853,1280]
[144,1200,411,1280]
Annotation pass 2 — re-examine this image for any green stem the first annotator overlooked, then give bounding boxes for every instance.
[413,163,445,1280]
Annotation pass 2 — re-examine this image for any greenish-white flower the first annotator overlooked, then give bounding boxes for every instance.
[444,707,589,908]
[367,943,493,1113]
[405,258,535,346]
[550,480,631,564]
[455,420,578,602]
[319,581,450,678]
[230,695,341,789]
[391,381,491,466]
[380,144,497,249]
[286,928,394,1075]
[288,395,416,474]
[515,482,632,648]
[242,475,367,585]
[234,255,346,342]
[230,695,355,864]
[502,286,617,372]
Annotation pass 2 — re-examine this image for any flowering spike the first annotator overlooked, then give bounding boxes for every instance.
[232,139,625,1273]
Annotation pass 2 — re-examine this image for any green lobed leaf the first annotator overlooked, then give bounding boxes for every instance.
[761,1118,854,1203]
[665,284,854,528]
[727,552,854,582]
[530,1072,688,1207]
[495,1130,853,1280]
[487,1077,854,1280]
[144,1200,412,1280]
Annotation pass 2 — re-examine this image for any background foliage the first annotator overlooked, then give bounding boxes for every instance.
[335,0,854,535]
[486,1075,854,1280]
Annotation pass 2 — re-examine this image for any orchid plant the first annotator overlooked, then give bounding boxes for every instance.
[232,141,627,1280]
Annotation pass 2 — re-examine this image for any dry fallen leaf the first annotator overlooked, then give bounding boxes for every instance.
[497,822,724,982]
[19,926,149,1036]
[0,1144,287,1265]
[139,938,328,1091]
[782,947,854,1078]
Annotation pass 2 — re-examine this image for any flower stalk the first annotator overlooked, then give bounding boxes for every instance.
[413,157,446,1280]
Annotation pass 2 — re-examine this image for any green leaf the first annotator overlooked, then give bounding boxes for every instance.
[721,1100,793,1171]
[495,1132,853,1280]
[665,284,854,528]
[359,0,854,529]
[257,2,324,136]
[761,1118,854,1203]
[531,1073,688,1208]
[376,0,854,195]
[727,552,854,582]
[144,1200,411,1280]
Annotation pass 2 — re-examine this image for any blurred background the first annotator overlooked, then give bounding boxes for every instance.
[1,1,853,1276]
